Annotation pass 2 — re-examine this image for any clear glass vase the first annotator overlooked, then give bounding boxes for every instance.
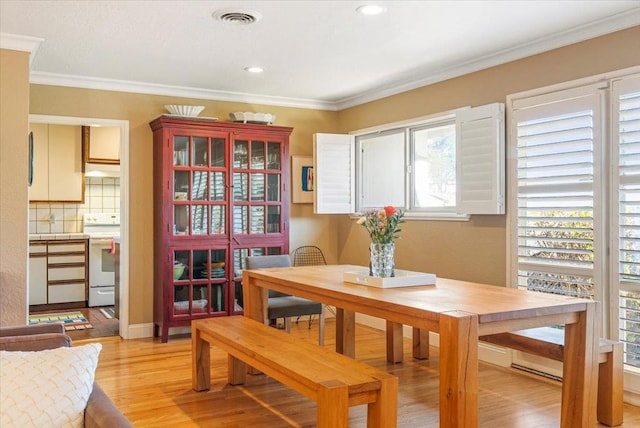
[369,242,395,278]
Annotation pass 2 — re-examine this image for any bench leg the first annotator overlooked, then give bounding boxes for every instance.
[192,325,210,391]
[367,375,398,428]
[317,380,349,428]
[597,342,623,426]
[228,355,247,385]
[412,327,430,360]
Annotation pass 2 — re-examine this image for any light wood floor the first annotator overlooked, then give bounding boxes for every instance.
[82,318,640,427]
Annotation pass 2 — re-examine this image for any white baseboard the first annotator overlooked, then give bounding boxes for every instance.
[624,371,640,406]
[126,323,190,339]
[126,323,154,339]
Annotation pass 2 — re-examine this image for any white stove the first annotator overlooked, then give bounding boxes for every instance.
[83,213,120,307]
[83,212,121,238]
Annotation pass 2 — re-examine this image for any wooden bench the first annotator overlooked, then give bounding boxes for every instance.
[192,316,398,428]
[480,327,623,427]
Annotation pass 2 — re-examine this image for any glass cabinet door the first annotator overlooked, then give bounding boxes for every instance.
[172,248,227,318]
[232,137,283,237]
[172,134,227,237]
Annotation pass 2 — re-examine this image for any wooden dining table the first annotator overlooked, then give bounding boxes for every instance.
[241,264,599,428]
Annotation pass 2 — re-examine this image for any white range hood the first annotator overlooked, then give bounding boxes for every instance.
[85,163,120,178]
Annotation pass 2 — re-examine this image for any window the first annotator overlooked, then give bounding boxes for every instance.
[314,103,504,217]
[508,69,640,389]
[356,119,457,212]
[412,123,457,210]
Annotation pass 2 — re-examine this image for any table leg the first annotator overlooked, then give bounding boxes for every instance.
[439,311,478,428]
[413,327,430,360]
[192,321,210,391]
[242,271,268,324]
[386,321,404,363]
[242,271,269,374]
[561,301,598,427]
[336,308,356,358]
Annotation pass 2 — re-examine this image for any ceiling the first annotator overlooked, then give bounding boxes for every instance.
[1,1,639,110]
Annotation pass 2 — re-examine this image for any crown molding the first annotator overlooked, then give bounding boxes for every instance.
[0,32,43,68]
[29,71,338,111]
[21,7,640,112]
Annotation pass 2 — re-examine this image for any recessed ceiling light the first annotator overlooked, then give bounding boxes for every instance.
[244,66,264,73]
[356,4,387,16]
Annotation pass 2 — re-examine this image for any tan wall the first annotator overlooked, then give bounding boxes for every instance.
[0,49,30,326]
[28,88,338,324]
[335,26,640,286]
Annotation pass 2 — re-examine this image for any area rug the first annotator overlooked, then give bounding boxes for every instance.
[29,311,93,331]
[99,307,115,319]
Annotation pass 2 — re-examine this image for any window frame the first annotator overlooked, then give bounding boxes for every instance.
[352,110,466,219]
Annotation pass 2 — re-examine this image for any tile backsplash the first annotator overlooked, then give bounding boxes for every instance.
[29,177,120,234]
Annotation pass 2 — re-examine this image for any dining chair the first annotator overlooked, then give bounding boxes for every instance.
[291,245,327,267]
[245,254,325,345]
[291,246,335,318]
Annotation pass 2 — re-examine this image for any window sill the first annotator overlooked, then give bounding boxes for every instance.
[350,212,470,222]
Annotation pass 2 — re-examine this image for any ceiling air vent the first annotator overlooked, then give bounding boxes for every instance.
[212,9,263,25]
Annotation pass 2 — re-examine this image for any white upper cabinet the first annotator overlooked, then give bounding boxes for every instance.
[83,126,120,164]
[29,123,84,202]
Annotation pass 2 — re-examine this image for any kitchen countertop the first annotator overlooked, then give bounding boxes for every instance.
[29,233,89,241]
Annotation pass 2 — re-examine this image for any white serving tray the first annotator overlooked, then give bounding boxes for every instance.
[343,269,436,288]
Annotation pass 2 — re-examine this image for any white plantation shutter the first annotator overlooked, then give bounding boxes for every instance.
[613,74,640,369]
[512,86,604,299]
[313,133,355,214]
[456,103,505,214]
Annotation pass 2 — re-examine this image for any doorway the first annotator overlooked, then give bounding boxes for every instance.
[28,114,130,340]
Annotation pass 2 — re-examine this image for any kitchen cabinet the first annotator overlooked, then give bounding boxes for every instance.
[28,239,88,308]
[83,125,120,164]
[28,243,47,305]
[29,123,84,202]
[150,116,292,342]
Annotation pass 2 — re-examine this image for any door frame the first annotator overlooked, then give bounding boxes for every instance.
[29,114,130,338]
